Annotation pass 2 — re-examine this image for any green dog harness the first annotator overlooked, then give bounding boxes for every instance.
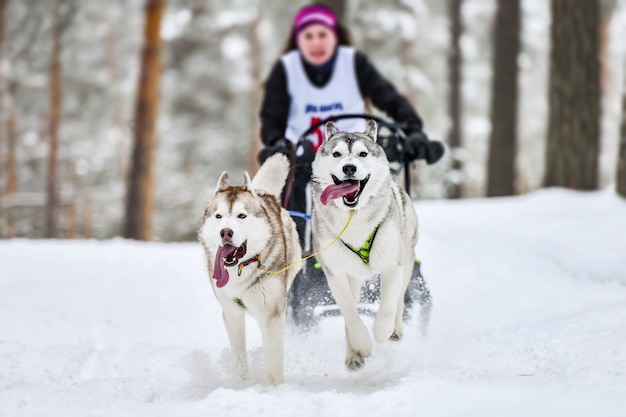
[341,226,379,264]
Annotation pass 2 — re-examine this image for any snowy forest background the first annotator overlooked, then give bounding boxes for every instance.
[1,0,625,241]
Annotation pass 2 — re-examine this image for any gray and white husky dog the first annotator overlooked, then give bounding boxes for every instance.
[311,120,420,371]
[198,154,301,385]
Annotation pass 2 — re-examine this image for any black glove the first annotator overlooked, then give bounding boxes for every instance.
[257,137,291,165]
[405,132,445,165]
[297,140,315,164]
[379,134,404,164]
[295,140,315,181]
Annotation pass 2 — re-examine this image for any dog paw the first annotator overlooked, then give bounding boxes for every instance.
[345,352,366,371]
[389,325,404,341]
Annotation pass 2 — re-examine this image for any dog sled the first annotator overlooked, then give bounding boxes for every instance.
[263,114,433,332]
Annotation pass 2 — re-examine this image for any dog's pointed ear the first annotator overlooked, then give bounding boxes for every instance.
[250,154,289,197]
[365,119,378,142]
[215,171,229,193]
[242,172,258,197]
[325,121,338,140]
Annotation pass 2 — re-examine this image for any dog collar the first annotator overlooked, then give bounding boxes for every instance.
[237,253,262,276]
[341,226,379,264]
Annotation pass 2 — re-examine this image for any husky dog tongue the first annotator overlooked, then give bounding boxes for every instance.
[212,242,247,287]
[320,182,360,205]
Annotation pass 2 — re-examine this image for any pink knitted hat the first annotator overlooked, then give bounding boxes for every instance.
[293,5,337,37]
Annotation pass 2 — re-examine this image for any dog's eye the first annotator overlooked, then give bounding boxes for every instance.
[359,151,368,157]
[332,151,341,158]
[237,213,247,219]
[215,214,222,219]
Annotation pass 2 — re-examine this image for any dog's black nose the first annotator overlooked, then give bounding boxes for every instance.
[343,164,357,176]
[220,228,233,241]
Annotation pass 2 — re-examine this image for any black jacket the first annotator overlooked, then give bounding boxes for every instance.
[259,49,424,146]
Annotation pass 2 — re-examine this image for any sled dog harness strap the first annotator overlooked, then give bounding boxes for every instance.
[288,210,312,221]
[256,210,355,277]
[341,226,379,264]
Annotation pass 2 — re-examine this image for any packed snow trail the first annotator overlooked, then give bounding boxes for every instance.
[1,189,625,417]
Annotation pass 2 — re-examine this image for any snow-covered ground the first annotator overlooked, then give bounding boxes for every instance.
[1,188,625,417]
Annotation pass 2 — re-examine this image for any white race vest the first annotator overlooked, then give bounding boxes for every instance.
[282,46,365,151]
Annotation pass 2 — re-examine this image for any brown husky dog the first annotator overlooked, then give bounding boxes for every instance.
[198,154,301,385]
